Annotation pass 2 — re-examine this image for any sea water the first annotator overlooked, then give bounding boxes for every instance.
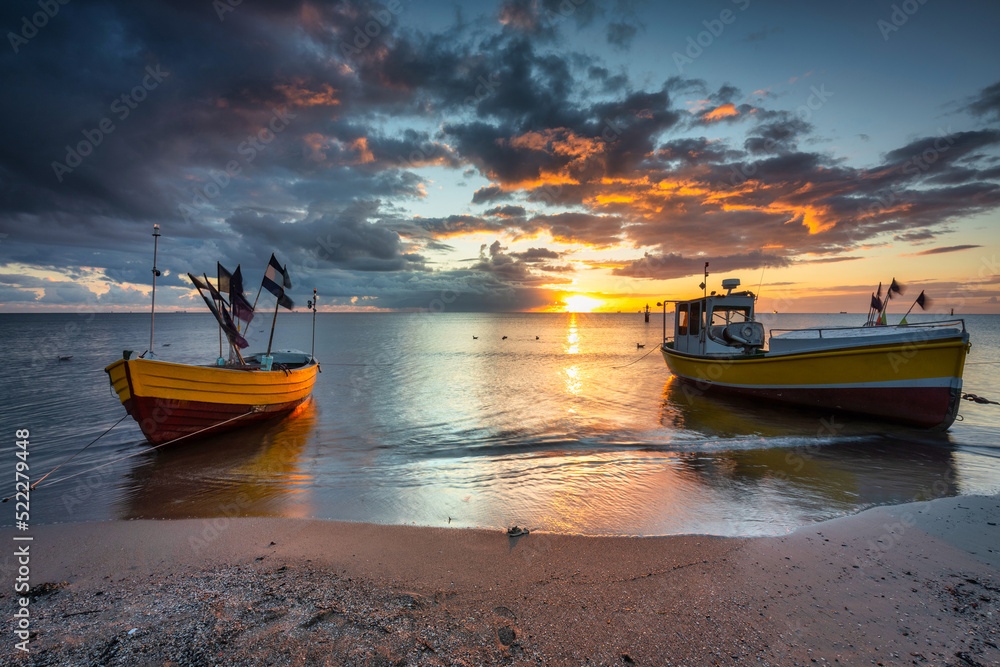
[2,311,998,536]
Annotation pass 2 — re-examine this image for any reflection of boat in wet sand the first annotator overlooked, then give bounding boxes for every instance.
[105,225,319,444]
[659,277,969,429]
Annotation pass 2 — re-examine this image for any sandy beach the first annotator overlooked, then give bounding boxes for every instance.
[3,494,998,666]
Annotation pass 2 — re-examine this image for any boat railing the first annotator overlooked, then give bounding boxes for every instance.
[768,318,966,341]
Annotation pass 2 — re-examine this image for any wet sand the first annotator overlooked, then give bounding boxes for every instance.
[3,494,998,666]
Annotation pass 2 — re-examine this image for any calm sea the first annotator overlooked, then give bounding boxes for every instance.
[2,311,998,536]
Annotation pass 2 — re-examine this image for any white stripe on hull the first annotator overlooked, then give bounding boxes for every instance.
[668,373,963,391]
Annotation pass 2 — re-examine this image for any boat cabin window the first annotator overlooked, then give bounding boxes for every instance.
[677,304,688,336]
[711,306,750,326]
[689,302,701,336]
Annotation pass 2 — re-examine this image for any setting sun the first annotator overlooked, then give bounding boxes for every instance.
[563,294,603,313]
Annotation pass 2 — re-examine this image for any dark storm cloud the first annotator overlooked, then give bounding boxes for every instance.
[530,212,624,246]
[509,247,562,262]
[466,239,572,289]
[881,130,1000,178]
[913,245,982,256]
[587,65,629,93]
[226,203,427,273]
[743,116,812,154]
[606,22,638,49]
[799,256,862,264]
[483,205,527,218]
[893,230,940,243]
[657,137,740,165]
[967,80,1000,122]
[3,0,1000,312]
[472,185,511,204]
[1,0,487,309]
[404,214,512,239]
[612,250,789,281]
[743,26,783,43]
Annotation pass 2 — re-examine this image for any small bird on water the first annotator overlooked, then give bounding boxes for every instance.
[472,336,478,339]
[502,336,507,340]
[636,343,645,349]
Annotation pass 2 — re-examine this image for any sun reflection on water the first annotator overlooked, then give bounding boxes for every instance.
[564,312,579,354]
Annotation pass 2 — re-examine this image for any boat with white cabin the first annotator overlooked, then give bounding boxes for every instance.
[659,278,970,429]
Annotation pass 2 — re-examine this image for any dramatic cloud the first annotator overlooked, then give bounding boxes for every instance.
[1,1,999,312]
[914,245,982,256]
[612,250,790,281]
[967,81,1000,122]
[606,22,638,50]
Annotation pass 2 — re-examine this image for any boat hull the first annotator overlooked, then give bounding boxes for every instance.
[662,335,969,429]
[105,357,318,444]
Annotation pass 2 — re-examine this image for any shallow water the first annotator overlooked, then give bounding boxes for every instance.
[2,311,998,536]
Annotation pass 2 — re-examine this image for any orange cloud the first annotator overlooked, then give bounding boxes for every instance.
[348,137,375,164]
[703,103,739,122]
[303,133,330,162]
[508,128,605,160]
[274,79,341,108]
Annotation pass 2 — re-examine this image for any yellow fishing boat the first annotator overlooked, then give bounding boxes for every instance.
[105,225,320,444]
[106,351,318,444]
[659,278,969,429]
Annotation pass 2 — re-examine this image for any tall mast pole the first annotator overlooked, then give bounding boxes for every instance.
[150,223,161,354]
[265,297,280,356]
[311,288,317,361]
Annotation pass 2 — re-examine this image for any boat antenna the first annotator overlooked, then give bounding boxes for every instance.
[309,288,317,361]
[755,263,766,302]
[149,223,161,355]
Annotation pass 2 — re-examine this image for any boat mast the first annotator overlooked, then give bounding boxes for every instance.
[266,297,280,357]
[149,223,161,354]
[310,288,317,362]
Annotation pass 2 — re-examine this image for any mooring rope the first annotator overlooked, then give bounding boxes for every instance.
[31,414,129,491]
[609,344,661,368]
[3,410,256,501]
[961,393,1000,406]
